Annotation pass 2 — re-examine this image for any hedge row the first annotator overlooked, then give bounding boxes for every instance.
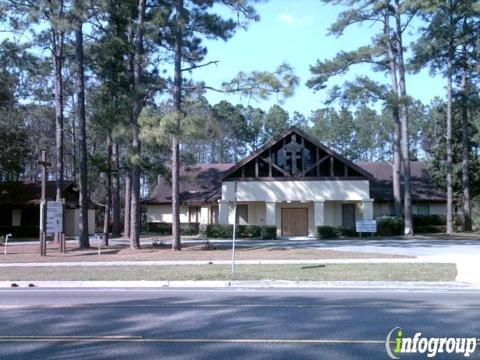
[317,214,447,238]
[144,222,199,236]
[376,217,404,236]
[412,214,446,227]
[378,215,447,235]
[317,226,357,239]
[205,224,277,239]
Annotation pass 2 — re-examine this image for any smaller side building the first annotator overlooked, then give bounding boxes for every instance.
[0,181,96,238]
[361,162,447,218]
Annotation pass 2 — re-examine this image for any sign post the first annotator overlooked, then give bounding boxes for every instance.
[37,151,51,257]
[47,201,63,232]
[231,180,238,275]
[356,220,377,238]
[3,234,12,255]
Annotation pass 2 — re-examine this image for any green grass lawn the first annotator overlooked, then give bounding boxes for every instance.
[0,263,456,282]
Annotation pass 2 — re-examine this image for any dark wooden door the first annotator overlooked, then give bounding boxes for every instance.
[281,208,308,236]
[342,204,356,229]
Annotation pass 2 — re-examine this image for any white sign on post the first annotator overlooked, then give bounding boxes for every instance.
[356,220,377,233]
[46,201,63,234]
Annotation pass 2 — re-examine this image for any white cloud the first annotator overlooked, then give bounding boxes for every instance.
[278,13,313,27]
[278,13,296,26]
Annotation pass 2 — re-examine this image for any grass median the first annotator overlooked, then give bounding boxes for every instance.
[0,263,456,282]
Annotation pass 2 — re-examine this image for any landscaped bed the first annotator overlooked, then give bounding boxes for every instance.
[0,263,456,282]
[0,241,412,263]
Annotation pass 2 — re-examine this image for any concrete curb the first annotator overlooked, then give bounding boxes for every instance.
[0,258,453,267]
[0,280,476,290]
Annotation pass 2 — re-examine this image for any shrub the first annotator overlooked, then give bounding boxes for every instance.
[237,225,261,238]
[317,226,339,239]
[206,224,232,238]
[376,216,404,236]
[144,222,199,236]
[412,214,446,227]
[336,226,357,237]
[415,225,446,234]
[181,223,200,236]
[261,226,277,240]
[205,224,277,239]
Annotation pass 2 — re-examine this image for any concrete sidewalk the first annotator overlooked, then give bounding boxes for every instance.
[0,257,455,267]
[0,280,476,290]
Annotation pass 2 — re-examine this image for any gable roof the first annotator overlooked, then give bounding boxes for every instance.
[358,161,446,202]
[222,126,374,180]
[144,161,445,205]
[0,181,76,206]
[144,163,233,205]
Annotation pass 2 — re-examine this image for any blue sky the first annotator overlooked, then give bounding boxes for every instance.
[186,0,446,117]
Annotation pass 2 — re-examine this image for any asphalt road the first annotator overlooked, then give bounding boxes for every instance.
[1,287,480,359]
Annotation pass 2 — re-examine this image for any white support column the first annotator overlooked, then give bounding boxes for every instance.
[218,200,229,225]
[265,202,276,226]
[362,199,374,220]
[314,201,325,227]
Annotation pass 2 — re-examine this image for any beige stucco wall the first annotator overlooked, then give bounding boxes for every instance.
[324,201,341,227]
[11,209,21,227]
[220,200,365,236]
[146,205,189,223]
[64,209,95,236]
[222,180,370,202]
[226,202,266,226]
[323,201,362,227]
[146,205,213,224]
[199,206,209,224]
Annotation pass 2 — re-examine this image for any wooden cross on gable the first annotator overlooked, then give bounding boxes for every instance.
[284,133,305,175]
[284,135,304,153]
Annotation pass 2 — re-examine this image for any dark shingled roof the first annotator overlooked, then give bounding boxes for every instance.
[144,164,233,205]
[357,161,446,202]
[144,161,446,205]
[0,181,100,208]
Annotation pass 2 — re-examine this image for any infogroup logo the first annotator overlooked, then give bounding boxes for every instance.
[385,327,478,359]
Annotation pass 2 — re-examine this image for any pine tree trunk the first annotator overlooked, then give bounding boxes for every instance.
[384,10,402,217]
[461,47,472,231]
[129,0,146,250]
[73,0,90,248]
[446,44,454,234]
[172,0,184,251]
[111,142,121,237]
[71,98,77,181]
[54,51,63,201]
[394,0,413,235]
[103,133,112,246]
[124,172,131,238]
[53,30,64,244]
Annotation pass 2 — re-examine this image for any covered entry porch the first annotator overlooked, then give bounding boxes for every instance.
[218,199,374,237]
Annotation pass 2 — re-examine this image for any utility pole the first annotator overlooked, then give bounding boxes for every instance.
[38,151,51,257]
[231,180,238,275]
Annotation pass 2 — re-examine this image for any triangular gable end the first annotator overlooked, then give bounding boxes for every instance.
[223,127,373,181]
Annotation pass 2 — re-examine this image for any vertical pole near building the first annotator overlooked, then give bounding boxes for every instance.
[60,198,66,253]
[38,151,51,257]
[231,180,238,275]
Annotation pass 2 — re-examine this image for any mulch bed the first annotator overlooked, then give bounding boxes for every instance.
[0,241,412,263]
